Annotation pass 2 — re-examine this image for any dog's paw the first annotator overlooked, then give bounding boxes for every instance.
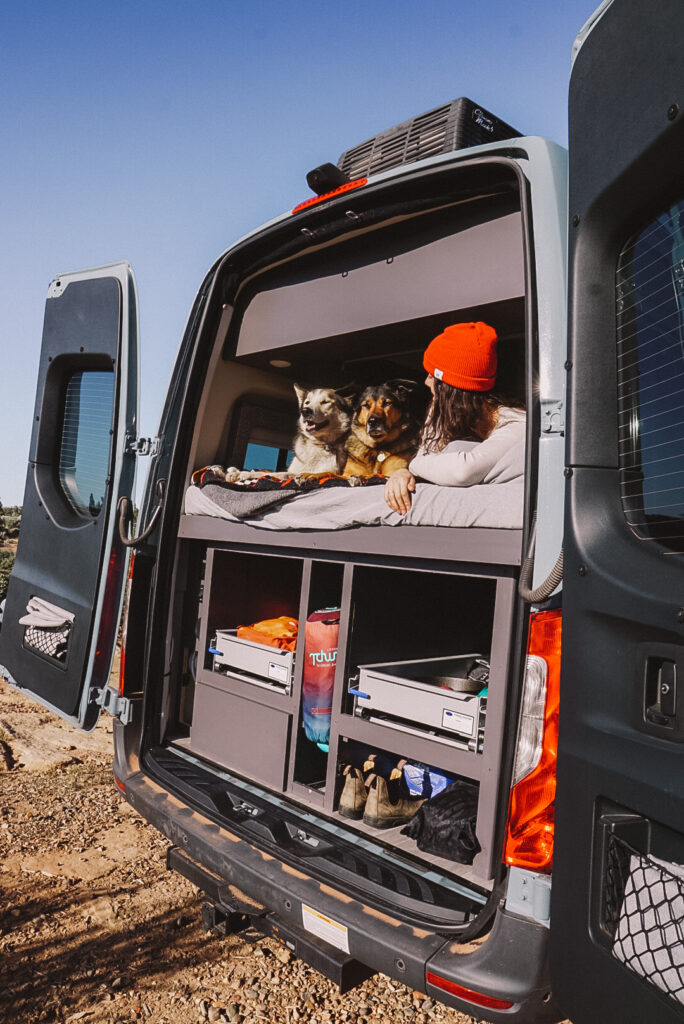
[223,466,243,482]
[233,468,277,483]
[346,475,365,487]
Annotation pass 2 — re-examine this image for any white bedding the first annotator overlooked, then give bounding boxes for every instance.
[185,437,525,531]
[186,474,525,533]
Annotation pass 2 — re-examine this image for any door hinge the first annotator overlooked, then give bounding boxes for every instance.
[126,435,161,457]
[541,399,565,434]
[95,685,133,725]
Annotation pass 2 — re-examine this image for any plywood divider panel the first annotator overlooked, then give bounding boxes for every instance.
[323,563,357,811]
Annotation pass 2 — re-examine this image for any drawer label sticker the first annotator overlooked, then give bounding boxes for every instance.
[442,708,474,735]
[301,904,350,954]
[268,662,289,683]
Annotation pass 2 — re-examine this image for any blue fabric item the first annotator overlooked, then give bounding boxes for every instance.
[403,763,451,798]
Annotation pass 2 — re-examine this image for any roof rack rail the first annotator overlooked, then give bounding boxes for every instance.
[337,97,521,180]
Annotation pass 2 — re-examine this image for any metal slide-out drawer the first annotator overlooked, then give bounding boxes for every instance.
[211,629,294,693]
[351,654,487,751]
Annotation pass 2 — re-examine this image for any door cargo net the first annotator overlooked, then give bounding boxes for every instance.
[19,596,74,663]
[603,832,684,1007]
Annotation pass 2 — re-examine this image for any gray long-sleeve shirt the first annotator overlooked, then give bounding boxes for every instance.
[408,407,526,487]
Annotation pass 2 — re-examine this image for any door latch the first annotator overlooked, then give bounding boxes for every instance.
[645,657,678,729]
[125,435,161,457]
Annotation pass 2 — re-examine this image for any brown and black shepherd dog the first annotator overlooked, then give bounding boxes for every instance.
[343,380,421,479]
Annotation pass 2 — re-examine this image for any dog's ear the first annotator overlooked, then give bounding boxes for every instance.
[385,378,419,401]
[335,381,360,405]
[293,383,307,407]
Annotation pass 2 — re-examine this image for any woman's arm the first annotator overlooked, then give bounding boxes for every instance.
[409,413,525,487]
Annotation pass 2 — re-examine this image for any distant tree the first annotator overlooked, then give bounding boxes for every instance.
[0,550,14,602]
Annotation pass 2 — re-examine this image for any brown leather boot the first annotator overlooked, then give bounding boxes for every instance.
[363,770,425,829]
[338,765,368,820]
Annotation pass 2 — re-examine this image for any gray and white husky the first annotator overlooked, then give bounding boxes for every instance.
[287,384,353,475]
[222,384,353,482]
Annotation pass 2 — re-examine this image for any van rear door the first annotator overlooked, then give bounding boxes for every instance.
[0,263,139,730]
[552,2,684,1022]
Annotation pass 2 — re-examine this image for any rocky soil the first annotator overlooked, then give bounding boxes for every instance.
[0,676,556,1024]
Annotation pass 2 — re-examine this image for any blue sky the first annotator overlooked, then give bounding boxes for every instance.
[0,0,598,504]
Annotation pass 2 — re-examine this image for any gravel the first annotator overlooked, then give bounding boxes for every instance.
[0,678,556,1024]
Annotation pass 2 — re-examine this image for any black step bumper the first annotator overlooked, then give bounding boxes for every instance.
[116,754,560,1023]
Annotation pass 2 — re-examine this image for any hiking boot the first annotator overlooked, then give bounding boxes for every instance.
[363,770,425,830]
[338,765,368,820]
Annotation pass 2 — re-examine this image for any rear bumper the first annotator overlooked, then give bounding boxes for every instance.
[114,738,559,1022]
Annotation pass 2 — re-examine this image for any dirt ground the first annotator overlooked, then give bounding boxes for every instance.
[0,675,504,1024]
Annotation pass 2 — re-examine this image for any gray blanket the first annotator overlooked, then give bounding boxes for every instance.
[185,478,523,530]
[184,437,525,531]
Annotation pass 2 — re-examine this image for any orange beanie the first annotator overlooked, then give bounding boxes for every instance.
[423,322,498,391]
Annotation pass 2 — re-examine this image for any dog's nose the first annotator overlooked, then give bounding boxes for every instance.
[367,415,384,428]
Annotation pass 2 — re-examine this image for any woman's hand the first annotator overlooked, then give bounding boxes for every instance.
[384,468,416,515]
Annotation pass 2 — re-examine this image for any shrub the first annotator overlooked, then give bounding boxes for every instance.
[0,550,15,603]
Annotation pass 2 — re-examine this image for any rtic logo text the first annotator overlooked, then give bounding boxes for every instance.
[308,649,338,665]
[472,108,494,133]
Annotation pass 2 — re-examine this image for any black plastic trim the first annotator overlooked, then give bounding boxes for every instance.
[144,744,486,933]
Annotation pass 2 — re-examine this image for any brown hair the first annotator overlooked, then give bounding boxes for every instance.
[420,380,519,453]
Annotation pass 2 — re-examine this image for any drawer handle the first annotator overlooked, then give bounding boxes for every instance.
[349,687,370,700]
[208,647,223,657]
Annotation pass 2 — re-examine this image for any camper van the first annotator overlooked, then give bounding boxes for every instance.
[2,2,683,1021]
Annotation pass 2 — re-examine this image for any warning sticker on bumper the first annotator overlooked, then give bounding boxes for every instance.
[301,903,350,954]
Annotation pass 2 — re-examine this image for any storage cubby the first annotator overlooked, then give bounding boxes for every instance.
[201,548,303,676]
[344,565,496,672]
[332,737,483,882]
[290,561,345,800]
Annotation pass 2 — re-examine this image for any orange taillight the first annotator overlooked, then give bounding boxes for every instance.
[292,177,367,213]
[504,608,562,873]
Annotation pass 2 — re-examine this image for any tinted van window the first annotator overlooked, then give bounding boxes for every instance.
[617,199,684,548]
[58,369,114,518]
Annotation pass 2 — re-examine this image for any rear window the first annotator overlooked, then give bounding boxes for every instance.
[617,198,684,549]
[58,369,114,518]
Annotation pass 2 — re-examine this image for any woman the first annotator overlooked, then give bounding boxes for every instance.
[385,321,525,515]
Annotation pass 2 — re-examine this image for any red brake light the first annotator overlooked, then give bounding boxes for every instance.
[93,538,127,692]
[292,177,367,213]
[118,635,127,697]
[504,608,562,873]
[114,777,126,794]
[426,973,513,1010]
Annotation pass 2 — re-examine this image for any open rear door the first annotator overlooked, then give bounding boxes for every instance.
[552,2,684,1021]
[0,263,138,730]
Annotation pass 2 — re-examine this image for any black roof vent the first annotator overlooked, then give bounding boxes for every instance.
[337,98,521,180]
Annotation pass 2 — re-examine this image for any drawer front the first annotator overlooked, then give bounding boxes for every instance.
[190,681,291,790]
